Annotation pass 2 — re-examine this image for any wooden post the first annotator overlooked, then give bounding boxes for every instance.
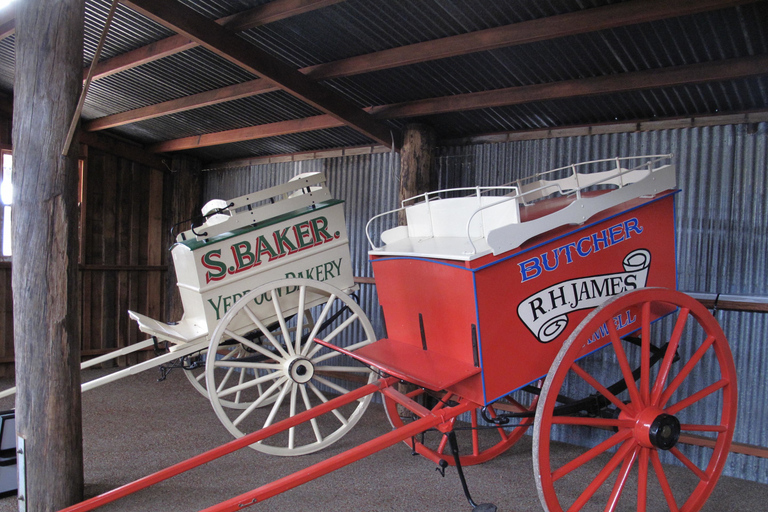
[12,1,85,509]
[398,123,436,223]
[396,123,436,402]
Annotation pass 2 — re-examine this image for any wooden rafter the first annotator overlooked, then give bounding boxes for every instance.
[120,0,394,147]
[149,115,345,153]
[90,0,345,80]
[367,55,768,119]
[147,55,768,152]
[87,0,757,133]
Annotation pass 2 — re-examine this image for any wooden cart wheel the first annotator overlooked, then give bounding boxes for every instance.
[183,310,315,409]
[206,278,376,456]
[533,288,737,512]
[384,388,536,466]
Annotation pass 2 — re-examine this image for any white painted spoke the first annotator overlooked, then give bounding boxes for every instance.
[263,380,292,429]
[309,381,348,426]
[310,338,372,363]
[235,365,247,405]
[215,361,281,370]
[224,329,282,362]
[300,384,324,444]
[313,374,354,396]
[233,377,287,427]
[288,384,298,449]
[217,370,280,399]
[271,289,296,356]
[294,286,307,354]
[216,365,237,394]
[241,305,291,360]
[315,365,371,374]
[323,313,359,343]
[301,295,336,356]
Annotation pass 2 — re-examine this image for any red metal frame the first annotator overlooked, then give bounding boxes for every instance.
[58,376,477,512]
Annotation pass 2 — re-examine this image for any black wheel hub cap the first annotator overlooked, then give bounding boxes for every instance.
[649,413,681,450]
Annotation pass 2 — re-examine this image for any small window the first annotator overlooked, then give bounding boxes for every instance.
[1,151,11,257]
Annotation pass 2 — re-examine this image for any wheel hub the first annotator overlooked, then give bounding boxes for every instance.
[286,357,315,384]
[648,413,681,450]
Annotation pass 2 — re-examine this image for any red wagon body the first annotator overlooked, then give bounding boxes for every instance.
[368,192,678,406]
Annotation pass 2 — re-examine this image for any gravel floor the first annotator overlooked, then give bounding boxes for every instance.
[0,368,764,512]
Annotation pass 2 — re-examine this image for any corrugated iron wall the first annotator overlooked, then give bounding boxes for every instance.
[203,124,767,484]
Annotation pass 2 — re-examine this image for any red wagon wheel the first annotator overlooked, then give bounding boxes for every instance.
[384,388,536,466]
[533,288,737,512]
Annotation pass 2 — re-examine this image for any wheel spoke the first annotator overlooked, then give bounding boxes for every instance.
[551,417,634,429]
[310,338,372,363]
[294,286,307,354]
[241,306,291,360]
[224,329,283,362]
[217,370,280,398]
[301,294,337,356]
[312,374,355,399]
[305,313,361,360]
[650,450,680,512]
[314,365,370,374]
[570,363,633,414]
[471,410,480,457]
[262,379,292,430]
[214,361,281,370]
[271,289,296,356]
[640,302,651,404]
[308,381,349,426]
[552,429,632,482]
[484,407,511,442]
[288,384,298,450]
[605,444,639,512]
[299,384,324,445]
[637,447,649,512]
[567,439,636,511]
[680,423,727,433]
[651,308,689,407]
[235,364,247,405]
[659,335,715,408]
[215,365,237,394]
[608,320,643,408]
[670,446,710,482]
[233,377,287,427]
[666,379,728,415]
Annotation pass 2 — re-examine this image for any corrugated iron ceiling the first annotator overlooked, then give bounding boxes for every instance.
[0,0,765,163]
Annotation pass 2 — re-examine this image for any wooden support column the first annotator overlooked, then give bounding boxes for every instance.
[398,123,436,224]
[12,0,85,509]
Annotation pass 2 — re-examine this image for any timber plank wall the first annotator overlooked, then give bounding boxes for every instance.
[79,147,167,365]
[0,134,201,377]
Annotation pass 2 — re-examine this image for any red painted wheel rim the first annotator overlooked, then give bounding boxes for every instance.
[534,288,738,512]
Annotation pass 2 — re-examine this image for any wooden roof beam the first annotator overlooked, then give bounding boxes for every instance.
[302,0,761,80]
[91,0,345,80]
[368,55,768,119]
[122,0,394,147]
[147,55,768,153]
[149,115,344,153]
[88,0,756,132]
